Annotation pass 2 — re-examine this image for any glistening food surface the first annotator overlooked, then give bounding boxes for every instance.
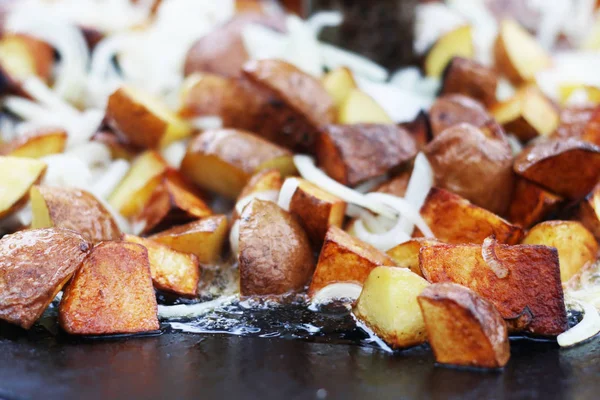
[0,0,599,375]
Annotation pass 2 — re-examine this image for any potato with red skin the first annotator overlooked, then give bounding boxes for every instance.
[317,124,417,187]
[441,57,498,108]
[508,179,563,229]
[398,111,431,150]
[0,228,90,329]
[553,106,595,140]
[0,128,67,158]
[582,106,600,146]
[429,95,493,137]
[372,171,411,197]
[238,199,314,296]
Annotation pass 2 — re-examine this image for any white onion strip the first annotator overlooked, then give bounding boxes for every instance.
[309,283,363,309]
[397,152,434,234]
[558,301,600,347]
[482,236,509,279]
[277,178,300,212]
[229,220,241,259]
[366,193,434,238]
[158,295,238,319]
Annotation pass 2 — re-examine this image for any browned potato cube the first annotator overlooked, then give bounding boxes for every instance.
[441,57,498,108]
[398,111,431,150]
[372,171,411,197]
[508,179,563,229]
[308,226,396,297]
[429,94,493,137]
[424,25,473,78]
[513,138,600,200]
[321,66,357,109]
[0,228,90,329]
[150,215,228,264]
[0,34,54,94]
[125,235,200,298]
[238,169,283,200]
[418,283,510,369]
[0,156,46,218]
[59,241,159,335]
[553,106,595,141]
[180,129,295,198]
[317,124,416,186]
[92,131,139,161]
[522,221,598,283]
[578,183,600,239]
[338,89,393,124]
[418,188,523,244]
[420,243,568,336]
[0,128,67,158]
[424,125,515,215]
[386,238,441,277]
[582,106,600,146]
[238,199,314,296]
[30,186,121,243]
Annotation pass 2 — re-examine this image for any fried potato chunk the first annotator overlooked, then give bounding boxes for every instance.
[425,25,474,78]
[0,156,46,218]
[440,57,498,108]
[338,88,393,124]
[418,188,523,245]
[30,186,121,243]
[238,199,314,296]
[582,106,600,146]
[398,111,431,150]
[317,124,416,187]
[0,34,54,93]
[522,221,598,283]
[180,129,295,198]
[386,238,442,277]
[553,106,595,141]
[578,182,600,240]
[308,226,396,297]
[59,241,159,335]
[125,235,200,298]
[0,228,90,329]
[429,94,493,137]
[150,215,228,264]
[508,179,563,229]
[238,169,283,200]
[92,131,138,161]
[0,128,67,158]
[513,138,600,200]
[420,243,568,336]
[353,266,429,349]
[322,66,357,109]
[418,283,510,369]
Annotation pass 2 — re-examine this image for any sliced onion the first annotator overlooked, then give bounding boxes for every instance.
[161,140,188,168]
[397,152,433,235]
[310,283,363,306]
[482,236,509,279]
[158,295,238,319]
[90,159,130,200]
[23,77,79,116]
[229,219,240,259]
[558,301,600,347]
[353,217,411,251]
[277,177,300,212]
[366,193,434,238]
[285,15,323,77]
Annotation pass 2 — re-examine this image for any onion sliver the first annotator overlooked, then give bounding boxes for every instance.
[310,283,363,306]
[397,152,433,234]
[277,178,300,211]
[481,236,509,279]
[366,193,434,238]
[558,301,600,347]
[229,220,241,259]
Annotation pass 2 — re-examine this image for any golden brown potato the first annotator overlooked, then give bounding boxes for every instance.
[577,182,600,240]
[241,59,336,152]
[0,34,54,94]
[424,123,514,215]
[288,178,346,246]
[238,169,283,200]
[493,19,551,85]
[418,283,510,369]
[386,238,441,277]
[125,234,200,298]
[0,228,90,329]
[135,170,212,234]
[491,86,559,142]
[92,131,139,161]
[440,57,498,108]
[420,243,568,336]
[353,266,429,349]
[238,199,314,296]
[30,186,121,243]
[338,88,393,124]
[582,106,600,146]
[522,221,598,283]
[425,25,474,78]
[513,138,600,200]
[0,156,46,218]
[180,129,295,198]
[508,178,562,229]
[108,150,168,217]
[59,241,159,335]
[308,226,396,297]
[418,188,523,245]
[150,215,228,264]
[317,124,417,187]
[321,66,357,109]
[398,111,431,150]
[553,106,595,141]
[106,85,193,149]
[429,94,493,137]
[0,128,67,158]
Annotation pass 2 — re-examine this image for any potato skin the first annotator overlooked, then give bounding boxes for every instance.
[0,128,67,158]
[429,95,492,137]
[398,111,432,150]
[578,183,600,240]
[317,124,417,186]
[386,238,441,277]
[441,57,498,108]
[508,179,562,229]
[418,283,510,369]
[59,242,159,335]
[513,138,600,199]
[0,156,47,219]
[238,199,315,296]
[424,123,514,215]
[0,228,90,329]
[553,106,595,140]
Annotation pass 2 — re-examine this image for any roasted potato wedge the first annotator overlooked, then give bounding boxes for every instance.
[338,88,393,124]
[440,57,498,108]
[238,169,283,200]
[288,178,346,246]
[0,128,67,158]
[372,171,411,197]
[424,124,514,215]
[108,151,168,217]
[420,243,568,336]
[429,94,493,137]
[0,156,46,218]
[0,34,54,93]
[106,85,193,149]
[238,199,314,296]
[582,106,600,146]
[322,66,357,109]
[59,241,159,335]
[578,182,600,240]
[424,25,474,78]
[308,226,396,297]
[30,186,121,243]
[92,131,139,161]
[493,19,551,85]
[418,283,510,369]
[522,221,598,283]
[241,59,335,152]
[508,178,562,229]
[553,106,595,141]
[398,111,431,150]
[317,124,416,187]
[125,235,200,298]
[418,188,523,245]
[513,138,600,200]
[491,86,559,142]
[0,228,90,329]
[180,129,295,198]
[150,215,228,264]
[386,238,442,277]
[353,266,429,349]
